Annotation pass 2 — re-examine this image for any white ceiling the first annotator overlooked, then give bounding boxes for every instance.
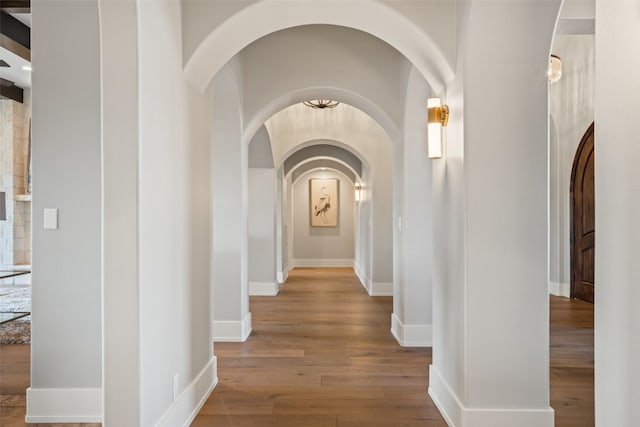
[0,13,31,89]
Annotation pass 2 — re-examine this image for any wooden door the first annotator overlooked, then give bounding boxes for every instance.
[570,123,595,303]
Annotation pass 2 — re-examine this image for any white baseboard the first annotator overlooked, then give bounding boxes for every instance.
[276,266,290,284]
[391,313,432,347]
[429,364,462,427]
[26,387,102,423]
[548,281,570,297]
[292,258,354,268]
[353,264,392,297]
[212,312,252,342]
[428,364,554,427]
[154,356,218,427]
[370,282,393,296]
[354,263,371,294]
[249,281,279,296]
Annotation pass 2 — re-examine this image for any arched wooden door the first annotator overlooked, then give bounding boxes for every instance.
[570,122,595,303]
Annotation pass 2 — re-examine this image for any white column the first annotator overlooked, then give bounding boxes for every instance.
[28,2,103,422]
[275,167,287,283]
[430,2,561,426]
[248,168,278,295]
[99,1,140,425]
[594,2,640,425]
[392,66,433,348]
[211,62,251,342]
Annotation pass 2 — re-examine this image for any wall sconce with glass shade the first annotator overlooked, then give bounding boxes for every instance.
[354,183,362,202]
[427,97,449,159]
[548,55,562,84]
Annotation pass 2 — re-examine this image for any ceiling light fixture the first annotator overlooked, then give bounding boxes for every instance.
[548,55,562,84]
[303,99,340,109]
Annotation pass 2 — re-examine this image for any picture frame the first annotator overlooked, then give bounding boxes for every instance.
[309,178,339,227]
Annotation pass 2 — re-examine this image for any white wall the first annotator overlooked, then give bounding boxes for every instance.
[391,66,433,347]
[549,35,595,297]
[99,2,140,425]
[248,168,277,287]
[292,170,354,266]
[31,3,217,425]
[137,2,215,425]
[30,2,103,421]
[429,1,561,426]
[241,25,409,138]
[248,125,274,168]
[211,57,251,342]
[181,0,455,97]
[594,2,640,425]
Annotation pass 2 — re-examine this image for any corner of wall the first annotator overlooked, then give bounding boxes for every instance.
[428,365,554,427]
[153,356,218,427]
[548,281,570,298]
[354,261,371,294]
[212,312,252,342]
[249,281,279,296]
[391,313,432,347]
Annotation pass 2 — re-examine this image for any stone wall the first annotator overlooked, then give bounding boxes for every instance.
[0,99,32,268]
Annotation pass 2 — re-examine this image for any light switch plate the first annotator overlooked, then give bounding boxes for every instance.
[44,208,58,229]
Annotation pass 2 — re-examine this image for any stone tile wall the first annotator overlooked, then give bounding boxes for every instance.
[0,99,31,268]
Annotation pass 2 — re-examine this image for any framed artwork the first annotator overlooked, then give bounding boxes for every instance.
[309,178,339,227]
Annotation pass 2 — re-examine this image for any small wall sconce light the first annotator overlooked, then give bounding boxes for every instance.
[354,183,362,202]
[427,97,449,159]
[548,55,562,84]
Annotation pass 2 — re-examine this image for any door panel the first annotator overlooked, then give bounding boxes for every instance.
[571,122,595,304]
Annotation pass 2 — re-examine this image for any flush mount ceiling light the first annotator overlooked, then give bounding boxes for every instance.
[303,99,340,109]
[548,55,562,84]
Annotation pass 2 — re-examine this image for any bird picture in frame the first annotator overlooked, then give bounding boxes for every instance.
[309,178,339,227]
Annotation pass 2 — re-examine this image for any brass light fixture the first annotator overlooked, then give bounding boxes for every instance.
[354,183,362,202]
[427,97,449,159]
[303,99,340,109]
[548,55,562,84]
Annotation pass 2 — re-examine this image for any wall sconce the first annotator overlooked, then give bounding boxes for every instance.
[427,97,449,159]
[354,183,362,202]
[548,55,562,84]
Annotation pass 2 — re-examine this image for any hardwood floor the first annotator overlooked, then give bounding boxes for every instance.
[193,268,446,427]
[0,269,595,426]
[192,269,596,426]
[550,295,595,426]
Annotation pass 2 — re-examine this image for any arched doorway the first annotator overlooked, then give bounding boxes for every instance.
[570,122,595,303]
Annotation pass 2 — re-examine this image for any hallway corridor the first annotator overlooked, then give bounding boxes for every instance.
[192,268,447,426]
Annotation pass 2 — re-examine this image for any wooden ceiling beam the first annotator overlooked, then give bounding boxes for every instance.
[0,0,30,14]
[0,78,24,103]
[0,11,30,61]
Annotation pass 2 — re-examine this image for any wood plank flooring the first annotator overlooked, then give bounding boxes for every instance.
[193,268,446,427]
[550,295,595,426]
[0,268,595,426]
